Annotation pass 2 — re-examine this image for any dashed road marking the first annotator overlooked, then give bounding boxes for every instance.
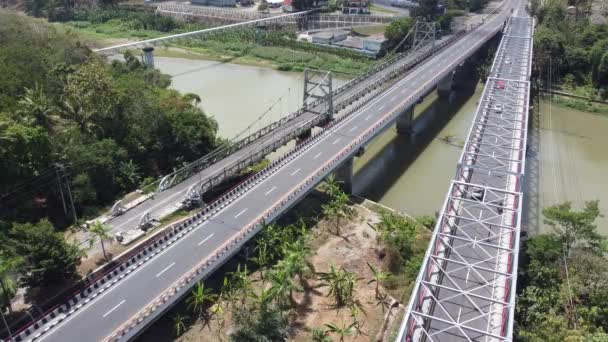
[198,233,214,246]
[155,262,175,278]
[102,300,125,318]
[234,208,248,219]
[265,186,277,196]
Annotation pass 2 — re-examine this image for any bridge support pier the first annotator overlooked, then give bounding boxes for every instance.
[396,106,415,135]
[335,158,353,194]
[296,128,312,144]
[437,72,454,98]
[142,46,155,68]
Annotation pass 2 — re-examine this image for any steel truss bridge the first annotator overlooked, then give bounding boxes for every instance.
[396,11,534,342]
[4,2,530,341]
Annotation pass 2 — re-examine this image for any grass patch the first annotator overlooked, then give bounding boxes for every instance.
[353,24,388,36]
[370,4,399,14]
[551,95,608,116]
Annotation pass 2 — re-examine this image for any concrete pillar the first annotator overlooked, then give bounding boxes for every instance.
[437,72,454,98]
[335,158,353,194]
[396,106,415,135]
[142,46,155,68]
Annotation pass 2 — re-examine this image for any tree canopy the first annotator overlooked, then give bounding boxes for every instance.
[0,12,219,227]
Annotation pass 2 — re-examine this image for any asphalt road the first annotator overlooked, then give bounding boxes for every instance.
[34,7,516,341]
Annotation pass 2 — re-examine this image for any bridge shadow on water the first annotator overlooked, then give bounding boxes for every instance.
[353,80,480,203]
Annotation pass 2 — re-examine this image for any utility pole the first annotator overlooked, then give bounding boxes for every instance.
[0,309,14,342]
[54,163,78,225]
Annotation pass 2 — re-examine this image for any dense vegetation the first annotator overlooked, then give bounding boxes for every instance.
[0,11,218,305]
[47,7,374,75]
[515,201,608,340]
[532,0,608,101]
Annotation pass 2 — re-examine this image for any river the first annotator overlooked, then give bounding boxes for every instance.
[531,99,608,235]
[155,57,608,236]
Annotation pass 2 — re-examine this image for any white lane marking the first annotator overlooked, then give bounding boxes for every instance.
[313,152,322,160]
[198,233,215,246]
[102,300,125,318]
[465,268,471,284]
[264,186,277,196]
[332,138,342,145]
[234,208,248,219]
[349,126,358,133]
[290,168,301,176]
[155,262,176,278]
[457,308,462,323]
[378,104,385,111]
[365,115,373,120]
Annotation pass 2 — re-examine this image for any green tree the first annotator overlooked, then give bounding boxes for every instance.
[322,191,352,236]
[384,17,414,49]
[0,254,21,314]
[317,265,359,307]
[417,0,439,19]
[88,221,113,260]
[266,267,302,308]
[542,200,604,256]
[7,219,84,288]
[280,239,314,283]
[187,281,217,320]
[324,174,342,199]
[17,84,62,132]
[367,262,389,300]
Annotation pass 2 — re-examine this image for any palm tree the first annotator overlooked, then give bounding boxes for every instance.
[61,97,102,139]
[266,268,302,308]
[324,174,342,199]
[0,255,21,314]
[322,192,352,236]
[18,84,62,131]
[187,282,217,319]
[367,262,389,300]
[226,264,253,305]
[317,265,360,307]
[172,313,189,337]
[248,287,275,312]
[324,322,356,342]
[89,222,113,260]
[251,242,272,279]
[280,240,313,283]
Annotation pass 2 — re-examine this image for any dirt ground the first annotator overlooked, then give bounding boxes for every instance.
[173,202,405,342]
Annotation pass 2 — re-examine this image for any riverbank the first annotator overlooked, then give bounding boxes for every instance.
[539,92,608,116]
[50,12,374,75]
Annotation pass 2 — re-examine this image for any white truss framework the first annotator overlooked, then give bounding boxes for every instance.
[396,16,534,342]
